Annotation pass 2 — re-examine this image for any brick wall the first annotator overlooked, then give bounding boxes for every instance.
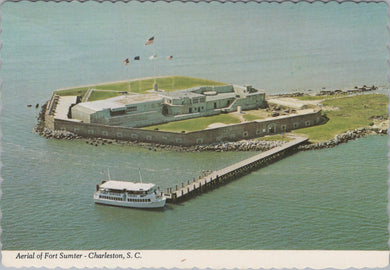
[50,110,322,146]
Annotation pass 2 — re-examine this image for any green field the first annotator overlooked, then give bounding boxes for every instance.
[54,76,226,101]
[88,91,122,101]
[54,87,89,97]
[144,114,241,132]
[292,94,388,142]
[243,113,266,121]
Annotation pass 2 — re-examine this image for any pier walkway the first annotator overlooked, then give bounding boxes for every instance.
[164,136,308,203]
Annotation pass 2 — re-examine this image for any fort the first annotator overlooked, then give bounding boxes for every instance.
[41,77,323,146]
[36,77,387,203]
[71,84,266,127]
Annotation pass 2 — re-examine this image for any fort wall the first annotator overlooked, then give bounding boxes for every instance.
[50,110,322,146]
[45,115,55,130]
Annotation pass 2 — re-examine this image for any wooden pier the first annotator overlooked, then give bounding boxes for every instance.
[164,137,308,203]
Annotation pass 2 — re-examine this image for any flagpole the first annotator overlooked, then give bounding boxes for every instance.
[155,35,157,91]
[166,56,174,90]
[153,49,157,92]
[127,66,131,93]
[145,35,157,91]
[154,58,157,90]
[123,58,131,93]
[138,168,143,184]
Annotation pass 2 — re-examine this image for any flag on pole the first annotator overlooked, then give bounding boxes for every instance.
[134,56,140,60]
[166,55,173,60]
[145,36,154,46]
[123,58,130,65]
[149,54,158,60]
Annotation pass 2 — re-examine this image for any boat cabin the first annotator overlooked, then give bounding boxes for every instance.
[97,180,158,196]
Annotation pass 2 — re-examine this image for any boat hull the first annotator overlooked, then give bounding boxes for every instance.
[93,194,166,209]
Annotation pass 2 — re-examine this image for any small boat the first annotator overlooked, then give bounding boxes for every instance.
[93,170,166,209]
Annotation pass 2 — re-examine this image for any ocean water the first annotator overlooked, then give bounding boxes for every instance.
[0,1,388,250]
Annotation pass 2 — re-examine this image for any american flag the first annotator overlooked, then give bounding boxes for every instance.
[145,36,154,46]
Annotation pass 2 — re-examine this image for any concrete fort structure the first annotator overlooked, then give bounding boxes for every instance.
[46,109,321,146]
[71,85,266,127]
[43,81,323,146]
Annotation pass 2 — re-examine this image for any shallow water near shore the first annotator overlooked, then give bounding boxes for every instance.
[0,1,388,250]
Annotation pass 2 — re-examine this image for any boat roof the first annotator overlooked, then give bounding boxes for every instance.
[99,180,155,191]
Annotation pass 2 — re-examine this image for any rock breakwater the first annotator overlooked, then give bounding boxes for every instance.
[35,124,387,152]
[298,127,387,151]
[34,102,82,140]
[82,138,286,152]
[191,140,285,152]
[273,84,379,98]
[33,102,48,134]
[35,127,82,140]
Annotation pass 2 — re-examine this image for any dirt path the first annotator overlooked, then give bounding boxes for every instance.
[267,97,323,109]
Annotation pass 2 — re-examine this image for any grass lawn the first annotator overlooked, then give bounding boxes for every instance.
[292,94,388,142]
[243,114,264,121]
[88,91,122,101]
[148,76,226,93]
[143,114,241,132]
[54,87,89,97]
[54,76,226,101]
[242,110,269,121]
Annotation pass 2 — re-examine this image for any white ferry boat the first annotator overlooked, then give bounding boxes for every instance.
[94,172,166,208]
